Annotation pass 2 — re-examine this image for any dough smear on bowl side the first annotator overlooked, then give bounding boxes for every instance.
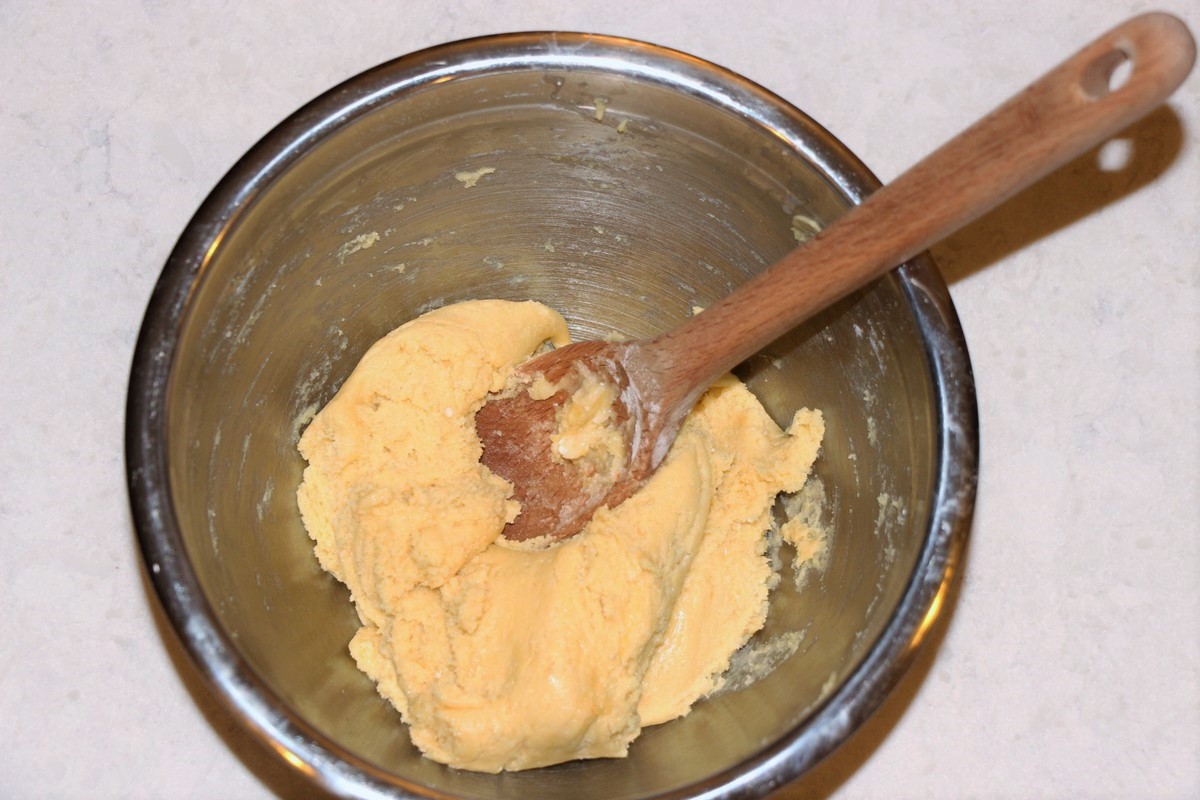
[296,299,824,772]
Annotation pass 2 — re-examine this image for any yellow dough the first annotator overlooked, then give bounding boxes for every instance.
[297,299,824,773]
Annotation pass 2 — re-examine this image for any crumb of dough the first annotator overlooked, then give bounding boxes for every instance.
[297,299,825,773]
[336,231,380,262]
[617,118,629,134]
[550,367,623,464]
[778,476,832,588]
[454,166,496,188]
[517,363,626,476]
[594,97,608,121]
[791,213,820,244]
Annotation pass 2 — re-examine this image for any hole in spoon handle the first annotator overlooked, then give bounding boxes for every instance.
[1074,13,1195,110]
[1081,46,1133,99]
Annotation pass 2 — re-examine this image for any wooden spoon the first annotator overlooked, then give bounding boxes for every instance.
[476,12,1195,543]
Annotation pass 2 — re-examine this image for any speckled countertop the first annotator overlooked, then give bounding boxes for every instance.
[2,1,1197,797]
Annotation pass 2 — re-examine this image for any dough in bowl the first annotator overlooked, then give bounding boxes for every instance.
[297,299,824,772]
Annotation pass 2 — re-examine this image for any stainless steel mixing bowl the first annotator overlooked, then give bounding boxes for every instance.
[127,32,977,799]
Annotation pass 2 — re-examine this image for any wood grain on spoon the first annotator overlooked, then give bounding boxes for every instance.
[478,12,1196,543]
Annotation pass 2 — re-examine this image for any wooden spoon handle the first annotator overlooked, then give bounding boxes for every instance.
[641,12,1195,408]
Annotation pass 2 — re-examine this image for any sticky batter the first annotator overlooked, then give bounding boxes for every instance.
[297,299,824,772]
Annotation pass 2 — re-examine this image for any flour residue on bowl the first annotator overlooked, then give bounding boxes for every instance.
[255,476,275,522]
[291,402,320,445]
[874,491,908,566]
[718,629,808,694]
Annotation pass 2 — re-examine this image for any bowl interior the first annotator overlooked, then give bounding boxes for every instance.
[164,42,939,798]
